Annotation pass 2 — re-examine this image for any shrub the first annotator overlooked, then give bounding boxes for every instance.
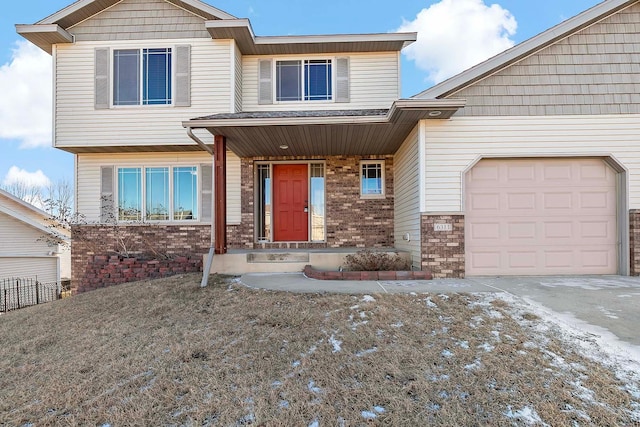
[343,249,410,271]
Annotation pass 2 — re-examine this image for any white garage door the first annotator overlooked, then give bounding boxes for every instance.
[465,158,617,276]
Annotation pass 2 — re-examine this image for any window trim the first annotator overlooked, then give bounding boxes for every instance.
[273,57,335,104]
[111,47,175,108]
[115,165,201,223]
[359,160,386,199]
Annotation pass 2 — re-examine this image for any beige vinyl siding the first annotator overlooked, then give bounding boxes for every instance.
[451,2,640,116]
[242,52,399,111]
[76,152,242,224]
[0,212,52,256]
[70,0,211,41]
[234,42,243,113]
[423,114,640,212]
[393,125,421,269]
[54,38,232,149]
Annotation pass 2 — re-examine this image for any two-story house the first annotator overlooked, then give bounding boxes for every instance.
[17,0,462,291]
[18,0,640,291]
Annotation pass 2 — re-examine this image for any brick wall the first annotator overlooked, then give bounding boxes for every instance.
[421,214,465,278]
[231,155,395,249]
[71,224,211,292]
[76,255,202,293]
[630,210,640,275]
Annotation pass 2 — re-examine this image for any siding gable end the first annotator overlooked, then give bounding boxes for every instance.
[450,2,640,116]
[70,0,211,41]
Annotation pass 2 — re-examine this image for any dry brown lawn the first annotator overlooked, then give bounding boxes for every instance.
[0,273,638,426]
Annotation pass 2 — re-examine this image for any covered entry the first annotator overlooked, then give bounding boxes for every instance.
[465,158,620,276]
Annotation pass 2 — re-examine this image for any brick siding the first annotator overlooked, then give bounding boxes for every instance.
[232,155,395,249]
[421,214,465,278]
[630,210,640,275]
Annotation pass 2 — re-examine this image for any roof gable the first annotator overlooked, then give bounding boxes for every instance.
[71,0,212,41]
[38,0,235,29]
[0,189,70,240]
[416,0,639,101]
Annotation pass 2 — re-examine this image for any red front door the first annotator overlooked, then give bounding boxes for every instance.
[273,164,309,241]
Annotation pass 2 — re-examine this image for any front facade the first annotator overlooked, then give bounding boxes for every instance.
[18,0,462,290]
[0,189,70,284]
[412,0,640,277]
[18,0,640,287]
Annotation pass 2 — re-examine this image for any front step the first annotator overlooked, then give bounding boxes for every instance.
[208,249,411,275]
[247,252,310,263]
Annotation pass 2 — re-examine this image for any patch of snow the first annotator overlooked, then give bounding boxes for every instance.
[438,390,450,399]
[355,347,378,357]
[426,402,441,411]
[329,335,342,353]
[597,305,619,319]
[350,304,360,310]
[308,420,319,427]
[277,400,289,409]
[491,331,501,340]
[429,374,450,382]
[361,295,376,303]
[458,341,470,349]
[391,321,404,328]
[618,294,633,298]
[504,406,549,426]
[478,343,494,352]
[465,359,482,371]
[523,341,537,349]
[361,410,377,420]
[487,309,503,319]
[308,380,322,394]
[373,406,386,414]
[441,349,454,358]
[425,297,438,308]
[292,360,301,368]
[409,291,418,296]
[359,312,367,319]
[271,381,282,388]
[438,294,450,300]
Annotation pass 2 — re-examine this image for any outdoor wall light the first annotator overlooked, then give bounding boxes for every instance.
[428,111,443,117]
[279,144,289,150]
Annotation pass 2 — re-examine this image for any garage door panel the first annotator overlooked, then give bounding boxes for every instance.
[465,158,617,276]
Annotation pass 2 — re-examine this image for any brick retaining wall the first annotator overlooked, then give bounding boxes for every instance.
[71,224,210,292]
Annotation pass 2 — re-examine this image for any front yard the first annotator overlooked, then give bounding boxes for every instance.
[0,274,638,425]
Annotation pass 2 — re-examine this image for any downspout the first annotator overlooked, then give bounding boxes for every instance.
[186,127,215,287]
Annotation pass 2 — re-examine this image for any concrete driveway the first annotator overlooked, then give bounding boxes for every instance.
[240,273,640,359]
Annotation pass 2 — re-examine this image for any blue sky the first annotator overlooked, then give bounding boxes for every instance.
[0,0,602,191]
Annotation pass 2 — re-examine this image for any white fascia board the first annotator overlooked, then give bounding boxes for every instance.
[414,0,637,99]
[254,32,417,47]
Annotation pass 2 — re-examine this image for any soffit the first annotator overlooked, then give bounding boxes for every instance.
[183,100,465,157]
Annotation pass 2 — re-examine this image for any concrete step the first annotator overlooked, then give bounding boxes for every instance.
[247,252,310,263]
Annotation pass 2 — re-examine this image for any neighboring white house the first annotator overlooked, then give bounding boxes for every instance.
[0,189,70,284]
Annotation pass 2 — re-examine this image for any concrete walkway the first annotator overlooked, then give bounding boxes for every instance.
[240,273,640,354]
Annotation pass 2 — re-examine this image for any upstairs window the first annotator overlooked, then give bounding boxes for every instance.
[276,59,332,102]
[113,48,172,106]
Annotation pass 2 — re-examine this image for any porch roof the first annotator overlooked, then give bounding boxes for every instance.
[183,99,466,157]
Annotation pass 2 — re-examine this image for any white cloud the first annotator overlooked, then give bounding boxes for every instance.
[398,0,517,84]
[0,41,52,148]
[3,166,51,188]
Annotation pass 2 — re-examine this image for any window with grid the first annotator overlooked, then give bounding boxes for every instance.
[276,59,332,102]
[360,161,385,198]
[113,48,172,106]
[116,166,197,221]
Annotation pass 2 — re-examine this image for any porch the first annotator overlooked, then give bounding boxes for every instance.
[208,247,411,275]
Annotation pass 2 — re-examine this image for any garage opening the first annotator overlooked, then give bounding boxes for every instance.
[465,157,623,276]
